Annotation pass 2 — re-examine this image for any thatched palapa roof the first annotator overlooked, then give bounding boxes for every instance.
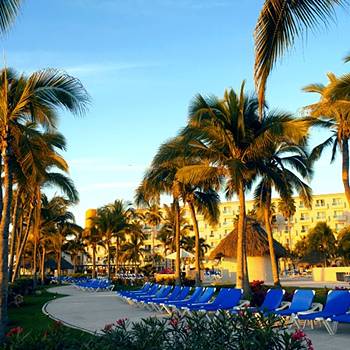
[209,218,286,260]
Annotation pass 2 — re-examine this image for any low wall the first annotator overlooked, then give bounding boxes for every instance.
[312,267,350,282]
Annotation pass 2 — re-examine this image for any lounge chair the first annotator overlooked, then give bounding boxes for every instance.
[275,289,316,317]
[161,287,204,314]
[116,282,151,297]
[232,288,285,315]
[182,288,244,313]
[327,312,350,335]
[145,285,183,311]
[135,285,173,304]
[295,290,350,334]
[125,284,160,304]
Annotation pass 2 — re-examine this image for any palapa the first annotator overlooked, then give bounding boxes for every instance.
[209,217,286,260]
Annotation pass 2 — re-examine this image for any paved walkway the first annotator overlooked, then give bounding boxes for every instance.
[45,285,162,334]
[45,285,350,349]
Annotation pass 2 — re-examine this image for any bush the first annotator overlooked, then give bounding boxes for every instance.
[4,311,313,350]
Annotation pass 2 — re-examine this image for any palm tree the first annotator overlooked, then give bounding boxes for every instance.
[180,236,210,260]
[253,141,312,285]
[83,225,102,278]
[174,83,309,294]
[278,197,296,249]
[0,0,21,32]
[144,204,163,266]
[254,0,344,115]
[120,222,146,272]
[64,232,85,273]
[0,68,88,337]
[304,73,350,206]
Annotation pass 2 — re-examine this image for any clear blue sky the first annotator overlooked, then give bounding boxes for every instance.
[2,0,350,225]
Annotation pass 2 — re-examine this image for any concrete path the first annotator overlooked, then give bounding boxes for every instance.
[44,285,162,334]
[45,285,350,349]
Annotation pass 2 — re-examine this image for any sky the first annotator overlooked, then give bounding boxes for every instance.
[2,0,350,225]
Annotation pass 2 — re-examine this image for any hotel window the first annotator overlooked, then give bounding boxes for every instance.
[225,229,228,234]
[300,213,309,221]
[223,218,228,226]
[334,210,344,219]
[335,223,344,231]
[332,198,342,206]
[211,242,214,247]
[315,199,325,207]
[316,211,326,220]
[301,225,308,233]
[223,206,227,213]
[284,225,288,233]
[299,201,304,208]
[210,230,214,238]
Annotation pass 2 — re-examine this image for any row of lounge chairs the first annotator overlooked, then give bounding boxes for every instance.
[116,283,350,335]
[75,278,114,292]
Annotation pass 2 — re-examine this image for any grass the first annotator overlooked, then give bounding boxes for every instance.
[7,286,91,340]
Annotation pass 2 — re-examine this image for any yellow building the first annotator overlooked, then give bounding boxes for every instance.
[84,192,350,265]
[182,192,349,252]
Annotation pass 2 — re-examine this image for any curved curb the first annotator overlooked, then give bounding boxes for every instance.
[42,296,98,335]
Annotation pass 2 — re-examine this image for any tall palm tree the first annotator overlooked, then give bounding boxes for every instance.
[144,204,163,266]
[175,83,309,294]
[0,68,88,337]
[254,0,344,115]
[278,197,296,249]
[83,225,102,278]
[253,141,312,285]
[304,73,350,206]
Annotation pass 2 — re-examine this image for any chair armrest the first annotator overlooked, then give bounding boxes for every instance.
[233,300,250,310]
[310,303,323,311]
[275,301,291,311]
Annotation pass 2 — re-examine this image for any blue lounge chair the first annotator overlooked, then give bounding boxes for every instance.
[162,287,204,314]
[175,287,216,314]
[135,285,173,304]
[145,285,182,311]
[232,288,285,315]
[275,289,315,317]
[328,312,350,335]
[125,284,160,303]
[117,282,151,297]
[183,288,243,313]
[296,290,350,334]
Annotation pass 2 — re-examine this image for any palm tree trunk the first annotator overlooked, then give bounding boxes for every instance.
[107,241,111,279]
[57,249,62,283]
[12,205,34,282]
[33,239,38,288]
[342,138,350,206]
[92,245,96,278]
[264,188,280,286]
[236,181,250,295]
[115,237,119,275]
[8,192,20,282]
[174,198,181,286]
[40,246,46,284]
[0,141,13,340]
[187,201,201,286]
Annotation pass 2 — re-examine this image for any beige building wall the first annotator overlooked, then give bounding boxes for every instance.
[182,192,349,253]
[85,192,350,264]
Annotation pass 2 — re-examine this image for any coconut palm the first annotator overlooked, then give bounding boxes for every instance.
[144,204,163,266]
[0,0,21,33]
[64,233,85,273]
[253,141,312,285]
[254,0,344,115]
[175,83,309,294]
[83,225,102,278]
[304,73,350,206]
[0,68,88,336]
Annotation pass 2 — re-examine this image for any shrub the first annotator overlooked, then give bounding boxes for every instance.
[4,311,313,350]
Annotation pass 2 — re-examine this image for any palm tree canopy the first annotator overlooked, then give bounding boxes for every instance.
[254,0,344,114]
[0,0,21,33]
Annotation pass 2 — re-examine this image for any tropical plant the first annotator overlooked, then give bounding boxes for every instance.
[304,73,350,206]
[254,0,344,115]
[254,141,312,285]
[306,222,337,267]
[83,225,102,278]
[338,225,350,265]
[173,83,309,294]
[0,68,88,338]
[143,203,163,266]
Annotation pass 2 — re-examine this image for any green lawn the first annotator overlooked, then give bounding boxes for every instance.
[7,287,91,340]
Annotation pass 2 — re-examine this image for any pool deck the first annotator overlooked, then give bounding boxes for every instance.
[45,285,350,349]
